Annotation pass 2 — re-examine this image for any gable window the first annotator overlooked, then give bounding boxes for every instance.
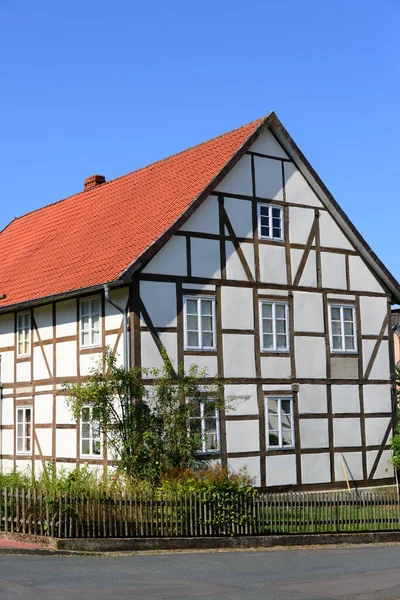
[80,297,101,348]
[266,397,294,449]
[260,301,289,352]
[188,399,220,454]
[258,204,283,241]
[17,311,31,357]
[80,406,101,458]
[17,406,32,454]
[184,296,216,351]
[329,305,357,353]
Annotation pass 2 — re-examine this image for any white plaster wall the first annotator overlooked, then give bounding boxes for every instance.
[0,351,14,383]
[141,332,177,372]
[56,299,77,338]
[180,196,219,235]
[221,287,253,330]
[254,156,283,200]
[349,256,385,293]
[259,245,287,285]
[263,384,292,391]
[16,361,30,382]
[223,334,256,378]
[289,206,315,245]
[225,241,255,281]
[331,385,360,413]
[293,292,324,333]
[368,341,390,380]
[56,341,77,377]
[266,454,296,486]
[284,163,323,208]
[35,428,52,456]
[225,384,258,416]
[295,337,326,378]
[301,453,331,484]
[365,417,391,447]
[334,452,363,482]
[33,305,53,340]
[191,238,221,279]
[319,212,354,250]
[140,281,177,328]
[56,429,76,459]
[182,283,216,292]
[56,396,75,425]
[327,293,356,301]
[366,449,393,480]
[251,130,289,159]
[321,253,347,289]
[2,430,13,454]
[260,357,291,379]
[2,459,14,473]
[291,248,317,288]
[215,155,253,196]
[80,352,100,376]
[15,460,31,473]
[104,288,128,330]
[228,456,260,487]
[33,345,53,380]
[0,313,14,347]
[34,395,53,423]
[224,197,253,239]
[184,354,218,377]
[143,236,187,276]
[300,419,329,449]
[297,385,327,414]
[333,418,361,447]
[363,384,392,413]
[226,420,259,453]
[36,385,53,392]
[359,296,388,336]
[1,397,14,425]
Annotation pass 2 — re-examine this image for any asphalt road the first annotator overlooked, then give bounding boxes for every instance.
[1,544,400,599]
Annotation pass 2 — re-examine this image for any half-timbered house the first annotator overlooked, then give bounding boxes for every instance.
[0,112,399,491]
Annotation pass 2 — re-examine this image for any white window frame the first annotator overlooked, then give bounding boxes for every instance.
[80,296,101,349]
[80,405,102,459]
[258,204,284,241]
[266,396,294,450]
[16,406,32,455]
[183,296,217,351]
[328,304,358,354]
[16,311,31,357]
[260,301,290,352]
[188,399,221,454]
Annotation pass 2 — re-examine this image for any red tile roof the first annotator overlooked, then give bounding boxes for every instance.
[0,117,265,309]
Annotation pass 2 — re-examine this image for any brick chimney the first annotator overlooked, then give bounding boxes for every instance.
[83,174,106,191]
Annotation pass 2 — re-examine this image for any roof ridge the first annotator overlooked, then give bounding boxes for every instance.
[8,116,267,226]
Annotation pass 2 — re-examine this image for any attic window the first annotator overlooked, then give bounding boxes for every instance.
[258,204,283,241]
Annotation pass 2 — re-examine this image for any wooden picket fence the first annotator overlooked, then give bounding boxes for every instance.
[1,488,400,538]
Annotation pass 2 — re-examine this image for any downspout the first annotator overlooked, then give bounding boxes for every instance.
[103,285,130,370]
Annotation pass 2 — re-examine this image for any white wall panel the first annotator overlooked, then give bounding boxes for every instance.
[184,354,218,377]
[1,459,14,473]
[223,334,256,378]
[319,212,354,250]
[33,305,53,340]
[293,292,324,333]
[295,337,326,378]
[334,452,363,482]
[33,346,52,381]
[289,206,315,245]
[1,397,14,425]
[251,130,289,158]
[191,238,221,279]
[35,428,52,457]
[141,332,177,372]
[368,341,390,380]
[260,357,291,379]
[56,396,75,425]
[180,196,219,235]
[259,245,287,285]
[334,418,361,447]
[284,163,323,208]
[331,385,360,414]
[291,249,317,287]
[224,197,253,239]
[226,420,259,453]
[349,256,385,293]
[215,155,252,196]
[367,449,393,480]
[254,156,283,200]
[365,417,391,447]
[297,385,327,414]
[221,287,253,330]
[300,419,329,449]
[140,281,177,328]
[16,361,30,382]
[359,296,388,336]
[0,351,14,383]
[0,313,14,347]
[228,456,260,487]
[56,341,77,377]
[143,236,187,276]
[321,253,347,289]
[225,384,258,416]
[363,384,392,413]
[56,429,76,459]
[2,430,13,454]
[301,453,331,484]
[34,395,53,423]
[266,454,296,486]
[225,241,255,281]
[80,353,100,376]
[56,299,77,337]
[104,288,128,330]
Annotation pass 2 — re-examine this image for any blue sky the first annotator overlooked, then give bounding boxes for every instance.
[1,1,399,278]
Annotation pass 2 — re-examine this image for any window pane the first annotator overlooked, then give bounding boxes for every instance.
[262,303,272,318]
[332,321,342,336]
[260,225,270,237]
[92,313,100,328]
[343,308,353,321]
[269,432,280,446]
[91,299,100,314]
[201,316,213,331]
[17,437,23,452]
[17,410,23,423]
[281,400,291,415]
[202,332,213,347]
[345,336,355,351]
[282,431,292,446]
[81,331,90,346]
[205,432,218,452]
[81,439,90,455]
[201,300,212,316]
[272,207,281,219]
[26,437,31,452]
[276,319,286,334]
[81,301,89,316]
[276,334,287,350]
[92,330,100,345]
[17,424,23,437]
[25,409,31,423]
[18,341,23,355]
[187,331,199,347]
[331,307,341,320]
[260,216,269,226]
[260,206,269,217]
[189,402,201,418]
[263,334,274,349]
[93,440,101,455]
[272,227,281,238]
[268,415,279,430]
[275,304,286,319]
[186,300,198,315]
[332,335,342,350]
[81,316,90,330]
[268,399,278,415]
[24,340,30,354]
[81,423,90,438]
[204,402,216,418]
[344,321,354,336]
[262,319,273,334]
[187,315,198,330]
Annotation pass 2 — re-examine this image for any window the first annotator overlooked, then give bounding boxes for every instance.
[80,297,101,348]
[188,400,220,454]
[17,312,31,357]
[17,407,32,454]
[266,397,294,449]
[80,406,101,457]
[329,305,357,353]
[260,301,289,352]
[184,296,216,350]
[258,204,283,240]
